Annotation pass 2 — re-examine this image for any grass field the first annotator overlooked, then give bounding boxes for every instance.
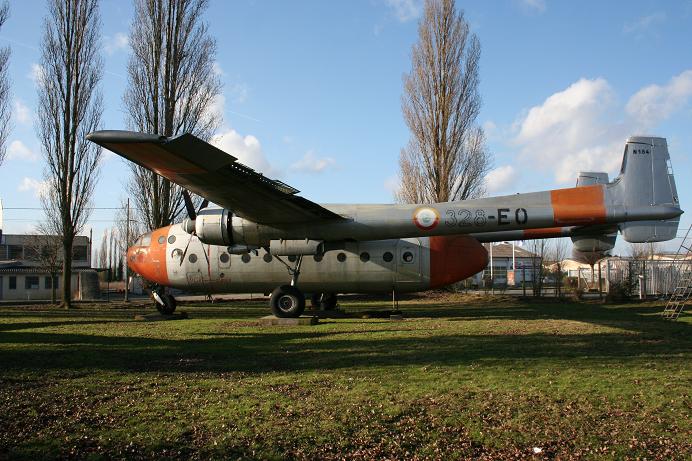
[0,294,690,460]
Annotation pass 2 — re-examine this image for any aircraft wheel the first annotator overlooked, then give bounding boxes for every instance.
[310,293,321,309]
[310,292,338,310]
[321,293,338,310]
[270,285,305,318]
[154,292,177,315]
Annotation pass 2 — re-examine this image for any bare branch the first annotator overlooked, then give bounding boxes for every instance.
[124,0,221,231]
[0,1,11,165]
[37,0,103,308]
[397,0,491,204]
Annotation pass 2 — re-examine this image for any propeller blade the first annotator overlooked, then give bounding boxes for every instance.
[198,199,209,214]
[182,189,196,220]
[179,233,194,266]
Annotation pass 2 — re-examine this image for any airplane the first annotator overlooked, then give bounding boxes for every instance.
[87,131,683,317]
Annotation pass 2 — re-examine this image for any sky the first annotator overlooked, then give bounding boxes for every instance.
[0,0,691,257]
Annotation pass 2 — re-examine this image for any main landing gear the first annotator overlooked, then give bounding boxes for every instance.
[269,255,339,317]
[153,287,177,315]
[310,292,338,310]
[270,255,306,318]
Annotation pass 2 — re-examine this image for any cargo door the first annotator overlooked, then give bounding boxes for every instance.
[396,239,422,285]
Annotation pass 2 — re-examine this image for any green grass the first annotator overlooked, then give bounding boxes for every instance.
[0,294,690,460]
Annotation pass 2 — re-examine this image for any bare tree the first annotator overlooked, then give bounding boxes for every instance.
[396,0,491,204]
[0,1,10,165]
[37,0,103,308]
[548,238,569,297]
[527,239,548,297]
[25,225,62,304]
[629,242,661,260]
[124,0,221,231]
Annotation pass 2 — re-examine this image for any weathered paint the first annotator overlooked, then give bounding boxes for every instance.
[127,226,171,286]
[429,235,488,289]
[550,185,606,225]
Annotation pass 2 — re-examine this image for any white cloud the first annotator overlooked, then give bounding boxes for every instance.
[290,150,336,173]
[28,63,45,86]
[206,93,226,123]
[512,71,692,184]
[18,177,48,198]
[384,175,400,196]
[384,0,421,22]
[512,78,628,183]
[623,12,666,35]
[104,32,129,55]
[518,0,546,13]
[485,165,517,195]
[7,140,38,161]
[212,61,225,77]
[13,99,31,124]
[626,70,692,125]
[210,128,276,176]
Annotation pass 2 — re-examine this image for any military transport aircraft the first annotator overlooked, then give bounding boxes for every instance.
[87,131,683,317]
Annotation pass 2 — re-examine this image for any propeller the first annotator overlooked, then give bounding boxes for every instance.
[178,190,210,267]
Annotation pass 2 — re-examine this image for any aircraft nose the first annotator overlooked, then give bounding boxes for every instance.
[127,228,171,285]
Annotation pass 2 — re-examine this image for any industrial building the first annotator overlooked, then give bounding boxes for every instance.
[0,233,99,301]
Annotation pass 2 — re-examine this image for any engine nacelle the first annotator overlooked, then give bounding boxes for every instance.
[195,208,232,246]
[189,208,279,247]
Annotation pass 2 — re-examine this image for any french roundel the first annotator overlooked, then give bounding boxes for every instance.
[413,207,440,230]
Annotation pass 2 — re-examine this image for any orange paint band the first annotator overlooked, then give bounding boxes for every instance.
[550,185,606,225]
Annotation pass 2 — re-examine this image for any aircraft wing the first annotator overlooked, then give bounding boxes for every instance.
[87,130,347,226]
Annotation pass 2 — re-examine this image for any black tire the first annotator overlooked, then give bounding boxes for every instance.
[309,292,338,310]
[270,285,305,318]
[322,293,338,310]
[310,293,321,309]
[155,293,177,315]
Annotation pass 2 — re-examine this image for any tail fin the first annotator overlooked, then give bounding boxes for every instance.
[613,136,680,243]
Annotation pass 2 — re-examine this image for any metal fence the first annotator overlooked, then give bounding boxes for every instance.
[576,258,692,297]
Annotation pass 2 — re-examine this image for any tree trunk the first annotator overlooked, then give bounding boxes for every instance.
[62,237,73,309]
[51,274,57,305]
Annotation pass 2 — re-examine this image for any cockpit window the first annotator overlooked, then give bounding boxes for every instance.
[137,233,151,247]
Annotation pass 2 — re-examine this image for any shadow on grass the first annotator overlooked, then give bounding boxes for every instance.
[0,301,690,374]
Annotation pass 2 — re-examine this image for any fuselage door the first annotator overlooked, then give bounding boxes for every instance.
[396,238,422,284]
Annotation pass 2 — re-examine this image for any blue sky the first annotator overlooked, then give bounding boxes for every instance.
[1,0,691,255]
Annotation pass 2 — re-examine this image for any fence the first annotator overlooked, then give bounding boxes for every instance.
[576,258,692,297]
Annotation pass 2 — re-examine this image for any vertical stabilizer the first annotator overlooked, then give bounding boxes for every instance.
[613,136,680,243]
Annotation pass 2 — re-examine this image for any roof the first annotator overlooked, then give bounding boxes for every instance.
[485,243,537,258]
[0,267,96,274]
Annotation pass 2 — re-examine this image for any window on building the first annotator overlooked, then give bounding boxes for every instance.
[9,276,16,290]
[45,276,58,289]
[8,245,23,259]
[72,245,88,261]
[25,276,39,290]
[0,244,7,259]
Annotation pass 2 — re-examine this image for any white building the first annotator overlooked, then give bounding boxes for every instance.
[0,234,99,301]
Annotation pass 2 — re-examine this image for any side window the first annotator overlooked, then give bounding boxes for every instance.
[402,251,414,264]
[25,276,39,290]
[383,252,393,263]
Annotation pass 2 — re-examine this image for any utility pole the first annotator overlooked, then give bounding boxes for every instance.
[124,198,129,302]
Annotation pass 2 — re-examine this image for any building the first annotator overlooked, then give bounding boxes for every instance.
[0,234,99,301]
[470,242,541,287]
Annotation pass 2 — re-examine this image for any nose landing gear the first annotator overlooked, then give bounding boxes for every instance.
[153,288,177,315]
